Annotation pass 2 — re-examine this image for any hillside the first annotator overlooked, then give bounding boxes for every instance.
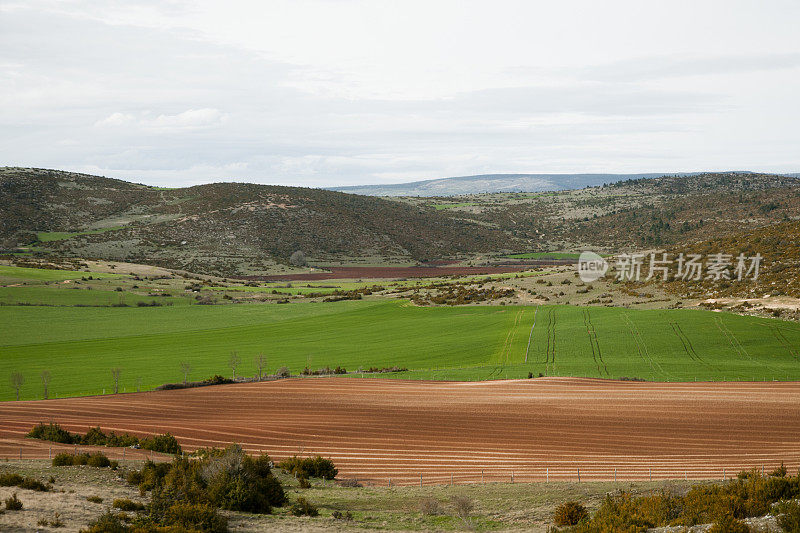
[0,168,513,276]
[407,172,800,252]
[653,219,800,300]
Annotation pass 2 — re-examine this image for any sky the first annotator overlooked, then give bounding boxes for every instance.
[1,0,799,187]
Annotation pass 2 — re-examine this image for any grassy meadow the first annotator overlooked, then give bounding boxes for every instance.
[2,293,800,400]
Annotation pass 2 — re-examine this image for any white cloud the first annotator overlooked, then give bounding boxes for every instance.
[1,0,799,186]
[95,112,136,127]
[150,108,226,130]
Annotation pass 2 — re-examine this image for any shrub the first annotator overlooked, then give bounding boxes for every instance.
[81,426,108,446]
[52,451,114,468]
[48,512,65,527]
[112,498,144,511]
[86,452,111,468]
[52,452,75,466]
[554,501,589,526]
[87,495,103,503]
[777,501,800,532]
[81,510,130,533]
[290,497,318,517]
[0,473,23,486]
[278,456,337,480]
[332,510,354,521]
[18,477,49,491]
[708,514,750,533]
[297,476,311,489]
[5,492,23,511]
[28,422,76,444]
[419,497,440,515]
[160,501,228,533]
[140,433,181,455]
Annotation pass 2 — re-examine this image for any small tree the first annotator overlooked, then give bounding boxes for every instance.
[289,250,307,267]
[180,361,191,385]
[229,351,241,380]
[255,353,265,380]
[111,368,121,394]
[10,372,23,401]
[41,370,51,400]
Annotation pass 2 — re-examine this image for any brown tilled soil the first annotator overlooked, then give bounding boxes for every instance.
[1,377,799,486]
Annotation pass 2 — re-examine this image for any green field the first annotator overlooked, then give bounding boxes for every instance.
[2,299,800,401]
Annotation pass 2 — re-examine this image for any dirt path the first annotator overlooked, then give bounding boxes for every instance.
[1,378,799,486]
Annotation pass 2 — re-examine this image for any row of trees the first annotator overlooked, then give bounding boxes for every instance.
[9,352,273,400]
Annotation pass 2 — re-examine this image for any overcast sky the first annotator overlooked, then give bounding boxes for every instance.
[1,0,799,187]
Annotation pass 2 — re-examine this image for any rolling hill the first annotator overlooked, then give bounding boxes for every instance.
[0,168,514,276]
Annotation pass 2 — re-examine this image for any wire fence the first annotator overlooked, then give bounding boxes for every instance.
[2,444,796,488]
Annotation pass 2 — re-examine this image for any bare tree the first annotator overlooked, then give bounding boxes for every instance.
[111,367,121,394]
[255,353,265,380]
[180,361,192,384]
[41,370,51,399]
[10,372,23,401]
[229,351,241,380]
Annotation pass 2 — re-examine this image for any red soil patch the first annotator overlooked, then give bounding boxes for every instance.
[2,377,799,486]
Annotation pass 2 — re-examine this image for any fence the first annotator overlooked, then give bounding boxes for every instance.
[2,443,795,488]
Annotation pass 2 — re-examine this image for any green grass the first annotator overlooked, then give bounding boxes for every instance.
[2,300,799,401]
[0,264,122,282]
[0,286,191,307]
[36,226,125,243]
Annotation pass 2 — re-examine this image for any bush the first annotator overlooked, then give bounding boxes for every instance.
[0,473,23,486]
[332,510,354,521]
[18,477,50,491]
[278,456,338,480]
[290,497,318,517]
[52,451,114,469]
[129,445,285,515]
[140,432,182,455]
[5,493,23,511]
[28,422,76,444]
[87,495,103,503]
[419,497,440,515]
[81,510,129,533]
[708,514,750,533]
[777,500,800,532]
[112,498,145,511]
[159,501,228,533]
[87,452,111,468]
[554,500,588,526]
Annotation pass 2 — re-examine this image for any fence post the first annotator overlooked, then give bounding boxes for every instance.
[511,471,514,483]
[723,468,726,481]
[546,467,549,483]
[19,447,22,460]
[577,468,580,483]
[481,469,484,484]
[420,474,422,488]
[388,478,391,487]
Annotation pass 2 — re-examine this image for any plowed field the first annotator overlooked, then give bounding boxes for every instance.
[2,378,798,486]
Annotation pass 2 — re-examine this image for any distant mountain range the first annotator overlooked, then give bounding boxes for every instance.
[330,172,799,197]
